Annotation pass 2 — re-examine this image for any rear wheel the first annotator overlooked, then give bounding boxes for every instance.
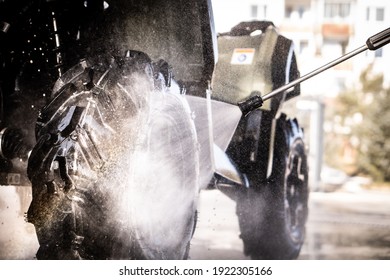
[237,115,308,259]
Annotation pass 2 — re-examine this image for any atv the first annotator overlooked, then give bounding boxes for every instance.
[0,0,388,260]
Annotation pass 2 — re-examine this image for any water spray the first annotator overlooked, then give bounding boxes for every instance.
[238,27,390,116]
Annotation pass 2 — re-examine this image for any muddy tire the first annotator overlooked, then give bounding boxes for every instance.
[27,53,199,259]
[237,115,309,259]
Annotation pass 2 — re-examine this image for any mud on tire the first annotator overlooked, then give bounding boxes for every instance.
[27,52,199,259]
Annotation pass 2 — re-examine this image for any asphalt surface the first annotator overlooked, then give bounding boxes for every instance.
[1,184,390,260]
[190,186,390,260]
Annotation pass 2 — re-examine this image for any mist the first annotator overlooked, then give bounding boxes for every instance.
[80,71,200,259]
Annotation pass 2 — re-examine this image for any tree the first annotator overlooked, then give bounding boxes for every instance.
[335,64,390,181]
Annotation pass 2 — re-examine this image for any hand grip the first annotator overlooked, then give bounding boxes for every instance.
[366,27,390,50]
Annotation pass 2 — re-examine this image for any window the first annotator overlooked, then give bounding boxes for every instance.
[367,7,385,22]
[250,5,258,18]
[376,7,385,21]
[339,3,350,17]
[285,6,293,18]
[250,4,267,19]
[324,3,351,19]
[298,6,305,19]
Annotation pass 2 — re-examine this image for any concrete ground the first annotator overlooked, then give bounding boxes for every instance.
[1,182,390,260]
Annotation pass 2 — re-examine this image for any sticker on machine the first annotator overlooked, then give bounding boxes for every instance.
[230,48,255,65]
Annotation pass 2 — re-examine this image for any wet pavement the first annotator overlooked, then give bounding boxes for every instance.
[190,187,390,260]
[1,184,390,260]
[299,190,390,260]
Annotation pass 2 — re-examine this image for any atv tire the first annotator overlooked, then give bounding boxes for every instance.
[236,114,309,259]
[27,53,199,260]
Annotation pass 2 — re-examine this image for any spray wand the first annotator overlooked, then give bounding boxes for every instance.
[238,27,390,116]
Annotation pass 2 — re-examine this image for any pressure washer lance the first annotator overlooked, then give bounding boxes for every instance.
[238,27,390,116]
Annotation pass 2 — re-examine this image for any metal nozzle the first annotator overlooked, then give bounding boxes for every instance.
[238,92,263,116]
